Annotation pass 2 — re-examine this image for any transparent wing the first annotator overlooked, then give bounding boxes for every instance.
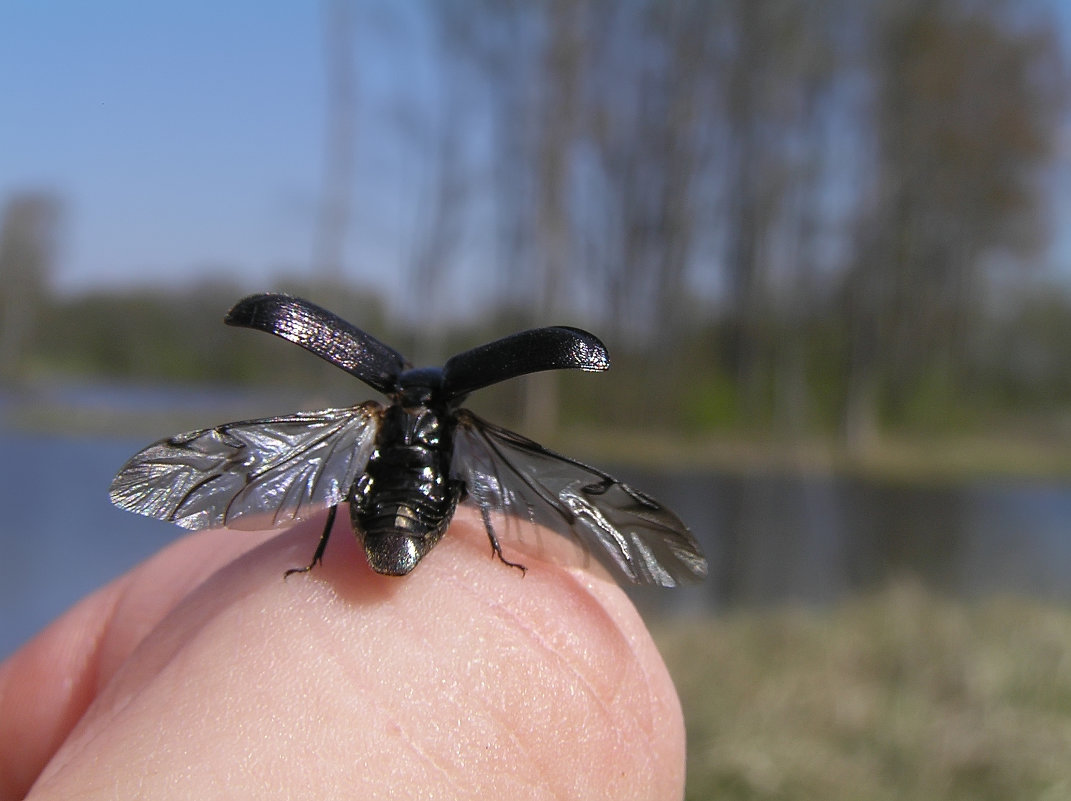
[109,402,382,531]
[450,410,708,587]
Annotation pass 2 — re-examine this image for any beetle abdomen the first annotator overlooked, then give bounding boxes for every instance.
[353,406,461,575]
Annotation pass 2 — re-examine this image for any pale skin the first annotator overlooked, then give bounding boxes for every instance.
[0,507,686,800]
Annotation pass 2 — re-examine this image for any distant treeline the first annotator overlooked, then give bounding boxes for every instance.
[8,279,1071,441]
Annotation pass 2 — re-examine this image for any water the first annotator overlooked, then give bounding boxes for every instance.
[0,430,180,660]
[622,469,1071,617]
[3,427,1071,660]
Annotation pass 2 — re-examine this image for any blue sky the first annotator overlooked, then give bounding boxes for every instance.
[1,1,446,309]
[3,1,1071,319]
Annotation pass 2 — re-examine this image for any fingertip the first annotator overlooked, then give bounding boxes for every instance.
[0,580,118,801]
[0,526,280,801]
[430,510,688,799]
[20,512,686,800]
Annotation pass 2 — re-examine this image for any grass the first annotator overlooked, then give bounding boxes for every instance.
[568,427,1071,484]
[654,581,1071,800]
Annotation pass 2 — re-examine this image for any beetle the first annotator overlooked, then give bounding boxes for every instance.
[109,293,707,587]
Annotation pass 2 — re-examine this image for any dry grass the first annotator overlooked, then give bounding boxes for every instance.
[567,427,1071,483]
[655,581,1071,800]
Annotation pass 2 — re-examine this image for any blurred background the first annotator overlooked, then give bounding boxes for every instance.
[4,0,1071,796]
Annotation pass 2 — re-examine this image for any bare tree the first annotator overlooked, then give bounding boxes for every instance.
[842,0,1065,448]
[583,2,708,343]
[429,0,1065,439]
[405,11,470,352]
[312,0,357,284]
[0,193,62,383]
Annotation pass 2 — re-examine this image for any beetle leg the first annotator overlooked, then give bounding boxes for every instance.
[476,502,527,575]
[285,504,339,578]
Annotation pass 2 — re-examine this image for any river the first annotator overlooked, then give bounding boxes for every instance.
[3,423,1071,659]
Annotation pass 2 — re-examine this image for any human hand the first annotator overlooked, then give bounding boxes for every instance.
[1,509,686,799]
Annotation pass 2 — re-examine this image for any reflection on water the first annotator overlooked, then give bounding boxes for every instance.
[3,426,1071,659]
[612,468,1071,616]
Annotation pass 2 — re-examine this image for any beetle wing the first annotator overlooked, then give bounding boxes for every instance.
[450,410,707,587]
[109,402,382,531]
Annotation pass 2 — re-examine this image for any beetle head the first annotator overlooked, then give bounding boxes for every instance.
[395,366,444,408]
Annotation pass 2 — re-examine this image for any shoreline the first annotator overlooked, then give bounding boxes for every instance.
[5,384,1071,484]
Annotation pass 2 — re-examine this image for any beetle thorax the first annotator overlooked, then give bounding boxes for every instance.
[395,366,444,409]
[352,377,461,576]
